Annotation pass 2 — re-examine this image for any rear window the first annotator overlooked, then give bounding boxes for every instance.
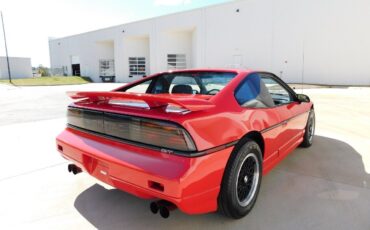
[125,80,152,93]
[122,72,237,95]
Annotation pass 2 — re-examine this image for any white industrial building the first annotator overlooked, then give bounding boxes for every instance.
[49,0,370,85]
[0,57,32,79]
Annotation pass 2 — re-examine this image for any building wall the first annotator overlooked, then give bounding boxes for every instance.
[0,57,32,79]
[122,36,150,81]
[49,0,370,85]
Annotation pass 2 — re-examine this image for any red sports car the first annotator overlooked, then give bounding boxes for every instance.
[56,69,315,219]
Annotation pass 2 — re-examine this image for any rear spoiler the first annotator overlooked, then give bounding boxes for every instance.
[67,91,215,112]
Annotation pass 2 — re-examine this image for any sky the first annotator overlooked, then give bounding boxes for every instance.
[0,0,231,67]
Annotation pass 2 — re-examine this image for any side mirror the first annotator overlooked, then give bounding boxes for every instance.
[297,94,310,103]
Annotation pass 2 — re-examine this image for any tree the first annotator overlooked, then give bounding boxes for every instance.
[37,65,49,77]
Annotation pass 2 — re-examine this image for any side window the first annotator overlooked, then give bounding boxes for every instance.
[261,75,292,105]
[235,73,275,108]
[124,80,152,93]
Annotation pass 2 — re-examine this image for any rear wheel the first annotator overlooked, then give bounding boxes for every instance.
[300,109,315,147]
[218,140,262,219]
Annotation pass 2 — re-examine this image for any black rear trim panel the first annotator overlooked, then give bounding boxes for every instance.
[68,124,237,158]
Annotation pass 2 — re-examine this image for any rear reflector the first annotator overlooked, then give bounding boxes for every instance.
[67,107,196,152]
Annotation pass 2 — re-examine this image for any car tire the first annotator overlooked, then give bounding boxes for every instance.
[218,139,262,219]
[300,109,315,148]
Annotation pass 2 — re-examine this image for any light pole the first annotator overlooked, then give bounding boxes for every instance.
[1,11,12,83]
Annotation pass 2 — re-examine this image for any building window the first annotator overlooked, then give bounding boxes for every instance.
[167,54,186,70]
[129,57,146,77]
[99,59,115,76]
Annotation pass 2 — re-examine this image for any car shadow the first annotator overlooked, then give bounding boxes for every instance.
[74,135,370,230]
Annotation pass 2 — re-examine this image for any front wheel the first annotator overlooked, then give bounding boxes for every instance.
[300,109,315,147]
[218,140,262,219]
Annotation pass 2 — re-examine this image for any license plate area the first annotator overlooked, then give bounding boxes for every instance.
[92,162,110,183]
[82,154,110,183]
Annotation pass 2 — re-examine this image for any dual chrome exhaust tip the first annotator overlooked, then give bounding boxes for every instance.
[67,164,82,175]
[150,200,177,218]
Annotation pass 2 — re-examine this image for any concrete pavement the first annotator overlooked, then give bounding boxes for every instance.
[0,84,369,229]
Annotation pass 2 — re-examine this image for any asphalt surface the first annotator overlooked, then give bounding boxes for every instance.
[0,83,369,230]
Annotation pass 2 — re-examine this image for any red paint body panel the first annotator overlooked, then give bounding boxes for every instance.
[56,69,313,214]
[57,127,232,214]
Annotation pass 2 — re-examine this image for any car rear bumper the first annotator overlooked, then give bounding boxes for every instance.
[56,127,233,214]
